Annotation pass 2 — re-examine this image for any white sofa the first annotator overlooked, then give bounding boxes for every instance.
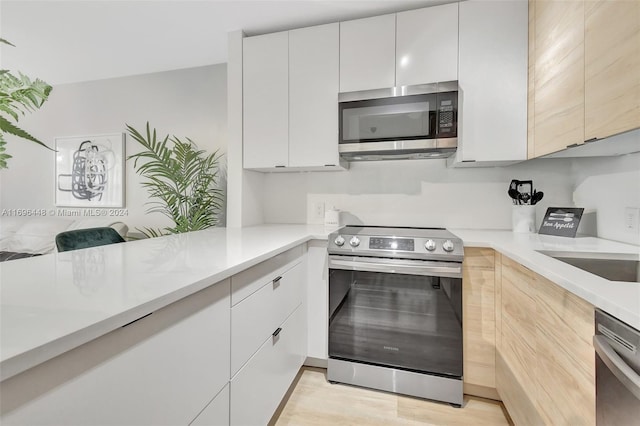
[0,217,128,260]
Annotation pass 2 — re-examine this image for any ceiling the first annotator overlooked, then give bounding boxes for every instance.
[0,0,445,85]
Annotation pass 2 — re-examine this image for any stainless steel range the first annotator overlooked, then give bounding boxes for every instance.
[327,226,464,406]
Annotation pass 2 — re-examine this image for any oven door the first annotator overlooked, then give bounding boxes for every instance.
[328,255,463,378]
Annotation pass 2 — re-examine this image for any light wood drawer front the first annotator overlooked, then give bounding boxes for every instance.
[496,352,544,426]
[231,262,304,375]
[231,245,303,305]
[462,248,496,389]
[190,383,229,426]
[535,274,595,426]
[230,305,305,426]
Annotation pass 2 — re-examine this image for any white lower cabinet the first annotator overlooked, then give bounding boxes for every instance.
[230,305,306,426]
[190,384,229,426]
[0,281,231,426]
[306,240,328,361]
[231,261,304,375]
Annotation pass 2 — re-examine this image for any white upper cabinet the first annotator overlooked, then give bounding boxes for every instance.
[396,3,459,86]
[451,0,528,166]
[243,31,289,169]
[289,23,340,168]
[339,14,396,92]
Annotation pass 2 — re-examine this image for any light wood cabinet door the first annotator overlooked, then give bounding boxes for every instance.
[243,31,289,169]
[462,248,496,395]
[396,3,458,86]
[585,0,640,141]
[535,273,595,426]
[533,0,585,157]
[339,14,396,92]
[289,23,340,168]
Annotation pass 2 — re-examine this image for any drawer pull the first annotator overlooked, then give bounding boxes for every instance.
[272,327,282,337]
[273,276,282,286]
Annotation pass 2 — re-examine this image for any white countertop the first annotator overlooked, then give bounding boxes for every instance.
[450,229,640,330]
[2,224,638,382]
[0,224,330,381]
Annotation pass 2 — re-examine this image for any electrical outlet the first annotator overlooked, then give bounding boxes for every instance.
[311,201,325,222]
[624,207,639,232]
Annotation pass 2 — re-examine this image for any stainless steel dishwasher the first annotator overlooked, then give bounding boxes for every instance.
[593,309,640,425]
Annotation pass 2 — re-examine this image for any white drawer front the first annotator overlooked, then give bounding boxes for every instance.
[190,383,229,426]
[230,305,305,426]
[231,261,304,375]
[231,245,303,305]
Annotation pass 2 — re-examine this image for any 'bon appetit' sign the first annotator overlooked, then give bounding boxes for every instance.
[538,207,584,237]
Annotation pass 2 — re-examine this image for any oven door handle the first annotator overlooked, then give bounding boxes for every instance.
[328,256,462,278]
[593,335,640,400]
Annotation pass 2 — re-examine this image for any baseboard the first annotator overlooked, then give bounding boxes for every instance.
[464,383,501,401]
[303,356,328,368]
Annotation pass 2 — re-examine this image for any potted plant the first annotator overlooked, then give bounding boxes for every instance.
[0,39,53,169]
[127,122,224,237]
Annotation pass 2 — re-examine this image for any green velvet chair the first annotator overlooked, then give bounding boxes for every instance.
[55,227,125,252]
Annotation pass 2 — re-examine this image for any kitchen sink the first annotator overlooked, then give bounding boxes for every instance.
[536,250,640,283]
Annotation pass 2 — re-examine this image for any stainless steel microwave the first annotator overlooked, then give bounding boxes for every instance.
[338,81,458,161]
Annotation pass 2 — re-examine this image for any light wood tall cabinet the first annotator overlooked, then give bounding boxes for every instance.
[584,0,640,141]
[496,254,596,426]
[529,0,640,158]
[532,0,585,157]
[462,248,497,399]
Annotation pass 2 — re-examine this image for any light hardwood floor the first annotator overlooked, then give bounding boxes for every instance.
[272,368,511,425]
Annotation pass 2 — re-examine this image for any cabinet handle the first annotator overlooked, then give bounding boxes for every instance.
[273,276,282,287]
[585,137,599,143]
[324,164,336,167]
[122,312,152,328]
[272,327,282,337]
[566,143,580,148]
[275,165,286,168]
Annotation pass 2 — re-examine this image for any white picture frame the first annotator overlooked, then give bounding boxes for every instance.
[54,133,125,208]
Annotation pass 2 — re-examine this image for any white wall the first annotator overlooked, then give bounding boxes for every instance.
[0,65,227,231]
[262,157,576,230]
[572,152,640,246]
[261,152,640,246]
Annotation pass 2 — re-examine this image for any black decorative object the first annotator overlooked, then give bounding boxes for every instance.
[538,207,584,238]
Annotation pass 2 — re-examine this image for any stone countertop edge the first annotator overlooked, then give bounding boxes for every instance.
[450,228,640,331]
[0,224,331,382]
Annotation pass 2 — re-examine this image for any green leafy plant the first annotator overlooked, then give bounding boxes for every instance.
[127,122,224,238]
[0,38,53,169]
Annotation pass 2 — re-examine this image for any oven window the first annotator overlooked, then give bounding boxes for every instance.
[328,269,462,378]
[340,94,436,143]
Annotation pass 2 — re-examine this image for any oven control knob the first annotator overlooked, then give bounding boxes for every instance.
[442,240,455,252]
[334,235,345,247]
[425,239,437,251]
[349,236,360,247]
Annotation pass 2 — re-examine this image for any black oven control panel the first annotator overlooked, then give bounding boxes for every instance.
[369,237,415,251]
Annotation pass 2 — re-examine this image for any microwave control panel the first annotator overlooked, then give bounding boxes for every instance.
[437,91,457,136]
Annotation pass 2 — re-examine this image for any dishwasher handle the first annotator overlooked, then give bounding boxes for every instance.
[593,335,640,400]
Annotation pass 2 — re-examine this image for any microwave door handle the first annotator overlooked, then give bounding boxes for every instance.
[328,257,462,278]
[593,335,640,400]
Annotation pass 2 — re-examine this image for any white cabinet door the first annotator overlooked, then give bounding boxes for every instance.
[306,240,328,360]
[243,31,289,169]
[396,3,459,86]
[190,384,229,426]
[1,281,231,426]
[289,23,340,168]
[230,305,305,426]
[453,0,528,165]
[340,14,396,92]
